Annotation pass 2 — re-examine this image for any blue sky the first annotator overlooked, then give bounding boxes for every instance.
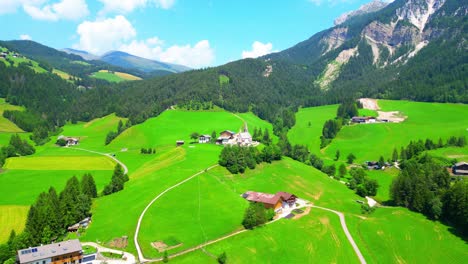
[0,0,375,68]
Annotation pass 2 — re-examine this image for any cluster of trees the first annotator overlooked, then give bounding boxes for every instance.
[178,101,214,111]
[140,148,156,154]
[0,134,35,166]
[320,101,361,148]
[348,168,379,197]
[241,202,275,229]
[394,136,466,162]
[252,127,272,145]
[105,120,131,145]
[102,164,129,196]
[0,174,97,264]
[285,143,339,179]
[391,154,467,234]
[218,145,281,174]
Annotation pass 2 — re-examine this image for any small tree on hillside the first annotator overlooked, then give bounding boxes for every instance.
[190,132,200,142]
[242,202,269,229]
[335,150,340,161]
[392,148,398,162]
[338,164,347,179]
[217,252,227,264]
[346,153,356,164]
[163,250,168,263]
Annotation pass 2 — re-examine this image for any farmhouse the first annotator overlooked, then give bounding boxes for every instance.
[57,135,79,146]
[17,239,82,264]
[242,191,297,212]
[452,162,468,175]
[217,124,256,147]
[198,134,211,144]
[68,217,92,232]
[351,116,376,124]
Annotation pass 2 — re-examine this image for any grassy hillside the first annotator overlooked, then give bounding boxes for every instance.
[91,70,141,83]
[288,105,338,154]
[0,205,28,244]
[0,98,25,133]
[289,100,468,162]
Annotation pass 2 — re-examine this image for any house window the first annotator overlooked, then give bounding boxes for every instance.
[43,261,46,264]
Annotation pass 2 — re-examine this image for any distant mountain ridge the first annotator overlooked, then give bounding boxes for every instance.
[63,49,191,73]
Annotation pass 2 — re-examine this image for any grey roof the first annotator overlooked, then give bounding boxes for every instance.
[454,162,468,167]
[18,239,82,263]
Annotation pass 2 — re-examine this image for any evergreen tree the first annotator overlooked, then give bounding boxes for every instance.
[217,252,227,264]
[59,176,81,227]
[335,150,340,161]
[392,148,398,162]
[81,173,97,198]
[347,153,356,164]
[338,164,347,179]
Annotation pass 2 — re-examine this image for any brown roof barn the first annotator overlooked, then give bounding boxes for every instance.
[243,191,297,211]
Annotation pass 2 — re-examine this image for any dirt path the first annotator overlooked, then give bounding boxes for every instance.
[69,147,129,174]
[311,205,367,264]
[134,164,219,263]
[82,242,136,264]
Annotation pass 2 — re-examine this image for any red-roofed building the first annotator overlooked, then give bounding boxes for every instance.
[243,191,297,212]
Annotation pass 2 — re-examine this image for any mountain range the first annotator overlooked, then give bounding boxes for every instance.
[62,48,191,74]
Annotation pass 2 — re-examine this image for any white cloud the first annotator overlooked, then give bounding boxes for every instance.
[98,0,175,14]
[242,41,275,59]
[74,15,137,54]
[20,34,32,40]
[119,38,214,68]
[23,0,89,21]
[0,0,45,14]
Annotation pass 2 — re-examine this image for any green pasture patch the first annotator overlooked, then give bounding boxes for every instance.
[4,156,115,170]
[219,74,230,86]
[110,110,245,149]
[0,205,29,243]
[288,105,338,154]
[324,100,468,163]
[190,210,359,264]
[79,144,222,255]
[138,169,248,258]
[0,170,112,205]
[358,108,377,117]
[366,168,399,202]
[349,207,468,263]
[0,98,25,132]
[91,71,127,83]
[428,147,468,162]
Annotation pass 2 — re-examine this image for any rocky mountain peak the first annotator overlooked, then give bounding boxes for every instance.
[334,0,390,26]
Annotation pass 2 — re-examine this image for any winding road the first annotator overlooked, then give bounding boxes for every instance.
[68,147,128,174]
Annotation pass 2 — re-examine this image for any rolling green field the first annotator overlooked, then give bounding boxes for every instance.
[91,70,141,83]
[348,207,468,263]
[1,99,467,263]
[0,205,29,244]
[174,210,360,264]
[0,98,25,133]
[288,105,338,155]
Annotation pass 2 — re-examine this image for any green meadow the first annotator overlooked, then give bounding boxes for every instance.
[348,207,468,263]
[0,99,467,263]
[288,105,338,155]
[0,205,29,244]
[91,70,141,83]
[175,210,360,264]
[0,98,25,133]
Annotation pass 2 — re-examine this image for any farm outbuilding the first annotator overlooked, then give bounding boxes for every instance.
[452,162,468,175]
[199,135,211,143]
[243,191,298,212]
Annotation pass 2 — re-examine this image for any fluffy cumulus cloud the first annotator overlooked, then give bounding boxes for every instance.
[99,0,175,14]
[74,15,213,68]
[74,15,137,54]
[242,41,275,59]
[120,38,214,68]
[19,34,32,40]
[0,0,45,14]
[1,0,89,20]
